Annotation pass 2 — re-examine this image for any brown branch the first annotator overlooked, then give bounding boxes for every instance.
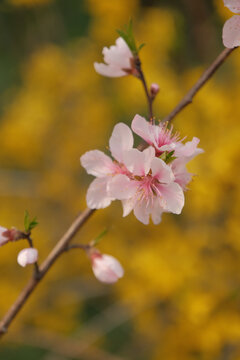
[162,47,236,124]
[134,56,154,122]
[0,207,95,337]
[0,46,236,340]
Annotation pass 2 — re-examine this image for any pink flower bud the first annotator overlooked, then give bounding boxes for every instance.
[150,83,160,97]
[90,252,124,284]
[17,248,38,267]
[0,226,9,246]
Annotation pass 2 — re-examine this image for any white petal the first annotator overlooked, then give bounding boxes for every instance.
[223,15,240,48]
[121,198,136,217]
[108,174,137,200]
[0,226,8,246]
[17,248,38,267]
[151,157,174,183]
[109,123,134,163]
[103,37,132,69]
[124,147,155,176]
[158,183,185,214]
[86,178,113,209]
[80,150,114,177]
[171,158,192,189]
[94,62,127,77]
[224,0,240,13]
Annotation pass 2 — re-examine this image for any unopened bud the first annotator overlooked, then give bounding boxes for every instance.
[90,251,124,284]
[17,248,38,267]
[150,83,160,98]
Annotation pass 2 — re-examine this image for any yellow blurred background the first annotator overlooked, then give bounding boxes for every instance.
[0,0,240,359]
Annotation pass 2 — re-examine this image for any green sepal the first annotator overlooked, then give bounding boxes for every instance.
[159,150,176,164]
[24,210,38,233]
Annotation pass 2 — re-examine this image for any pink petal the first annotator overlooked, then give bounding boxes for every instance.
[80,150,114,177]
[109,123,134,163]
[131,114,154,145]
[86,177,113,209]
[123,147,155,176]
[174,137,204,159]
[151,157,174,184]
[158,182,185,214]
[223,15,240,48]
[151,199,163,225]
[171,158,192,190]
[92,254,124,284]
[0,226,8,246]
[108,174,137,200]
[224,0,240,13]
[133,200,150,225]
[94,62,127,77]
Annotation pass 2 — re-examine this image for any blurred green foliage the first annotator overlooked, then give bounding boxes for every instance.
[0,0,240,359]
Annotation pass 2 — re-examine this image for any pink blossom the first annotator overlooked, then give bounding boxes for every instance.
[90,251,124,284]
[94,37,135,77]
[80,123,134,209]
[17,248,38,267]
[131,114,203,160]
[0,226,9,246]
[170,157,193,190]
[108,146,185,225]
[223,0,240,48]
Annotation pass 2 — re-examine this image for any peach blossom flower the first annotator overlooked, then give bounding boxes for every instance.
[80,123,134,209]
[90,251,124,284]
[131,114,203,160]
[223,0,240,48]
[94,37,134,77]
[17,248,38,267]
[108,146,185,225]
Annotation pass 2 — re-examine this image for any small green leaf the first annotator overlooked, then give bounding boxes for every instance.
[117,20,138,55]
[138,43,145,52]
[92,229,108,246]
[24,210,38,232]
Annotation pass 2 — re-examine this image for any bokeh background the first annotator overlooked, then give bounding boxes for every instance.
[0,0,240,359]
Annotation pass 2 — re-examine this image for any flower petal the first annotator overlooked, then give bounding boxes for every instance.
[80,150,114,177]
[86,177,113,209]
[151,157,174,183]
[121,198,136,217]
[224,0,240,13]
[171,158,192,190]
[174,137,204,159]
[151,198,163,225]
[103,37,132,69]
[17,248,38,267]
[109,123,134,162]
[92,254,124,284]
[158,182,185,214]
[108,174,137,200]
[94,63,127,77]
[131,114,154,145]
[223,15,240,48]
[124,146,155,176]
[133,200,150,225]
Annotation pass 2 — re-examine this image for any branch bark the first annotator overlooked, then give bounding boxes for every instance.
[162,47,236,123]
[0,208,95,337]
[0,46,236,339]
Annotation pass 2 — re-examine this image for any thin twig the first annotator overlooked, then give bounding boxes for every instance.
[0,208,95,337]
[162,47,236,124]
[26,235,40,279]
[134,56,154,122]
[0,46,236,339]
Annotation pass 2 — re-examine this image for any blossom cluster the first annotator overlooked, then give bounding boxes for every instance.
[81,115,203,225]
